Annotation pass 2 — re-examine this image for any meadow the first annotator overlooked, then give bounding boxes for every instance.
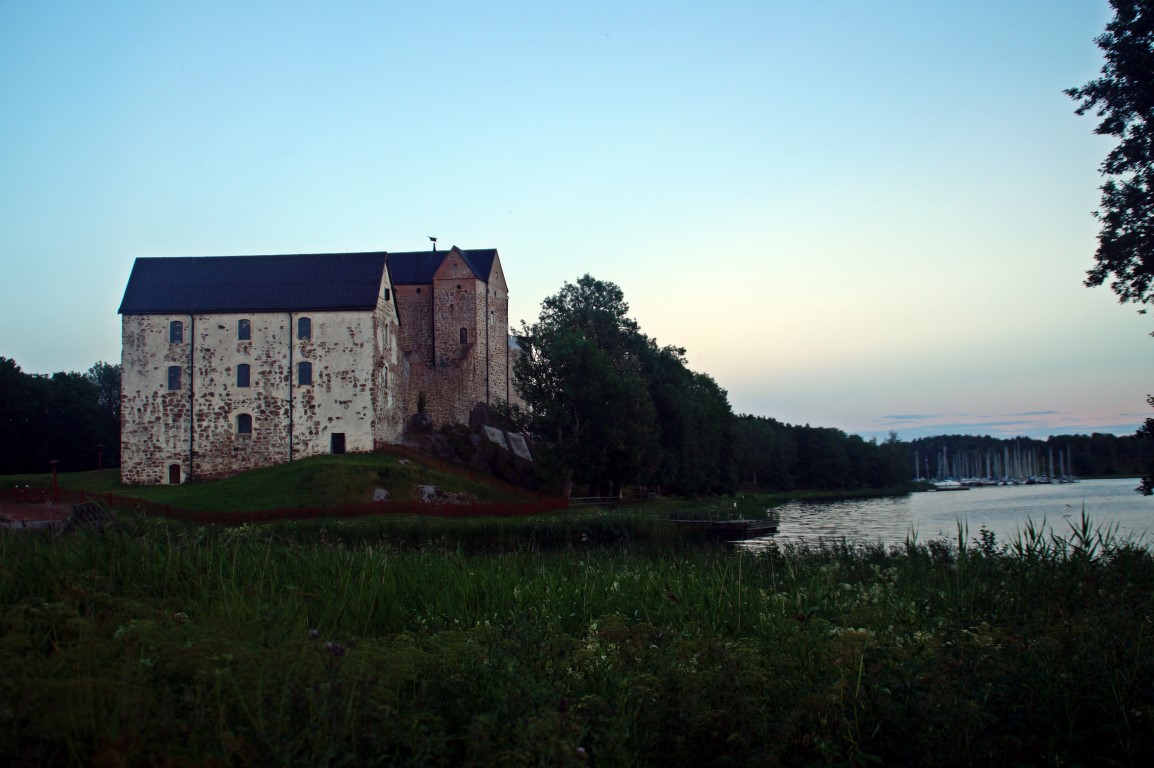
[2,508,1152,767]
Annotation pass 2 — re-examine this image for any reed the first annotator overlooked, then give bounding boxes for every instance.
[2,513,1151,766]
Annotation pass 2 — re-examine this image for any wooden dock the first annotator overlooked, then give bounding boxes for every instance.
[669,514,779,540]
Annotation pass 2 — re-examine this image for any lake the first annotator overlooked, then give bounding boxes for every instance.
[749,478,1153,549]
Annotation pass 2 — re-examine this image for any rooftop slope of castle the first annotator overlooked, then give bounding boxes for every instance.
[118,247,499,315]
[118,252,390,314]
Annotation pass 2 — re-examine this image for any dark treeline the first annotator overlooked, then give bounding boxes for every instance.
[910,433,1150,479]
[512,276,736,498]
[0,357,120,475]
[732,415,909,491]
[512,276,909,497]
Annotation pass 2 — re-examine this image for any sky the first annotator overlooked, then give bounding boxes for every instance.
[1,0,1149,442]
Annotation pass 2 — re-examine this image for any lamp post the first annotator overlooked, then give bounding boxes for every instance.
[49,459,59,503]
[96,444,105,471]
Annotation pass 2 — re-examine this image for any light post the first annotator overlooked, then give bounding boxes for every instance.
[49,459,59,503]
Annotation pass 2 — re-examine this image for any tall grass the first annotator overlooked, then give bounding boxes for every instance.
[2,513,1152,766]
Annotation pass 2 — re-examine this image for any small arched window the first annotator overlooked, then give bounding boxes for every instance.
[297,317,311,340]
[237,414,252,434]
[167,366,182,390]
[169,321,183,343]
[298,361,312,386]
[460,327,468,345]
[236,364,250,388]
[238,319,251,341]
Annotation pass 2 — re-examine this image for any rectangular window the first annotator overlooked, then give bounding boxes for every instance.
[167,366,182,390]
[170,321,183,344]
[237,413,252,434]
[238,319,251,340]
[298,361,312,386]
[237,363,250,388]
[298,317,311,340]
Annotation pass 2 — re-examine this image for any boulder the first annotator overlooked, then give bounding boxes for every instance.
[407,412,434,435]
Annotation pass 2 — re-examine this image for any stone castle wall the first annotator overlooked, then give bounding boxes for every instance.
[121,292,403,484]
[394,285,433,367]
[395,253,513,429]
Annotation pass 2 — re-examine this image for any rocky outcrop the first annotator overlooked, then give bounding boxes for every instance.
[403,403,545,491]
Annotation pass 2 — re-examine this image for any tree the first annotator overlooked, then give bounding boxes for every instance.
[1138,396,1154,495]
[639,341,736,495]
[1068,2,1154,495]
[514,275,659,497]
[1067,0,1154,307]
[0,357,37,474]
[0,357,121,474]
[86,361,121,466]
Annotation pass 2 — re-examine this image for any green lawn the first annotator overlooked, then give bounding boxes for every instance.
[3,452,544,514]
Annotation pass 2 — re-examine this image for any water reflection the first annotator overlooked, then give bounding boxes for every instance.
[743,478,1152,549]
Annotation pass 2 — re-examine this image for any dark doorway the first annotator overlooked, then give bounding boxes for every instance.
[168,464,181,485]
[331,433,346,455]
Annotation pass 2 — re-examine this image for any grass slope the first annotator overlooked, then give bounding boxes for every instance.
[2,453,543,514]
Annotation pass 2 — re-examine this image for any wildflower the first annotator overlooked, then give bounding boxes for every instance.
[577,747,587,759]
[323,641,345,657]
[307,628,320,640]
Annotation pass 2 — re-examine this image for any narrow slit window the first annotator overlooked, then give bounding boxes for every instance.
[236,364,250,388]
[237,413,252,434]
[298,361,312,386]
[298,317,311,340]
[460,327,468,345]
[169,321,183,343]
[167,366,182,390]
[238,319,251,340]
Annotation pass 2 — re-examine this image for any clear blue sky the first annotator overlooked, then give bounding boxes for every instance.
[1,0,1147,441]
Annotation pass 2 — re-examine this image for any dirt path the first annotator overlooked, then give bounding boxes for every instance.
[0,501,72,525]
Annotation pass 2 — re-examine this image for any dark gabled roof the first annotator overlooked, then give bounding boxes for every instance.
[387,248,498,285]
[118,252,389,314]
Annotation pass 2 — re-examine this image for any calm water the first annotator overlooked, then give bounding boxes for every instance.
[747,478,1154,549]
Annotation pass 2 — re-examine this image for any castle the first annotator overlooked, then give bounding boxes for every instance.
[117,246,512,485]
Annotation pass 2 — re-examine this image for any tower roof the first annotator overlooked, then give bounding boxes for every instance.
[387,248,498,285]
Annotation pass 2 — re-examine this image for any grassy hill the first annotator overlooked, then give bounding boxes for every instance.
[2,451,544,514]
